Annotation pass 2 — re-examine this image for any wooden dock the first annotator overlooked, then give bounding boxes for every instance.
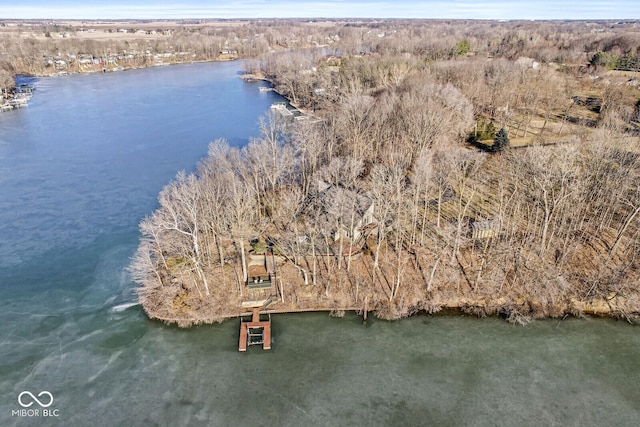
[238,307,271,352]
[270,102,294,117]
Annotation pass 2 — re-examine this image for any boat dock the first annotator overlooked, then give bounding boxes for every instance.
[270,102,294,117]
[239,248,278,352]
[238,306,271,351]
[1,83,34,112]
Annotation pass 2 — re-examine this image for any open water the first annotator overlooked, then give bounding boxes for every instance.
[0,61,638,426]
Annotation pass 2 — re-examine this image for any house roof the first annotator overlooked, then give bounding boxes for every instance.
[304,181,374,227]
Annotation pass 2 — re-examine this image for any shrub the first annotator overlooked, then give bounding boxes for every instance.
[252,240,268,254]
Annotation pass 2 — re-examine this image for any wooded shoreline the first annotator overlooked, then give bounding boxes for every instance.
[143,294,637,327]
[136,82,640,327]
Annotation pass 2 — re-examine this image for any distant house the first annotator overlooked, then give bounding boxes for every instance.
[78,54,94,65]
[307,180,376,242]
[471,220,498,239]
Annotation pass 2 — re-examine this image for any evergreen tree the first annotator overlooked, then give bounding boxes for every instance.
[454,39,471,57]
[493,128,510,152]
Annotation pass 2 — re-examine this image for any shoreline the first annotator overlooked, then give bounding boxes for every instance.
[144,304,637,328]
[141,289,640,327]
[2,58,240,111]
[16,57,239,79]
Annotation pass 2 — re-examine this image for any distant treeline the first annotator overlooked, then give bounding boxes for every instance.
[2,19,640,95]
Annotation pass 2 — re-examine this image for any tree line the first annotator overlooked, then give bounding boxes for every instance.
[2,18,640,100]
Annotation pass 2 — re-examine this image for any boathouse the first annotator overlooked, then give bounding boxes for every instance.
[242,246,278,310]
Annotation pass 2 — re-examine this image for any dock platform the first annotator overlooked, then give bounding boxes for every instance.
[238,307,271,351]
[270,102,294,117]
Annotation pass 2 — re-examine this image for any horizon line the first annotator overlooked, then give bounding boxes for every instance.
[3,17,640,22]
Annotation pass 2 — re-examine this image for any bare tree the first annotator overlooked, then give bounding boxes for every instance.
[155,171,211,296]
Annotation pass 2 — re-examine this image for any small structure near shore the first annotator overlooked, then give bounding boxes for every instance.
[244,247,278,301]
[270,102,294,117]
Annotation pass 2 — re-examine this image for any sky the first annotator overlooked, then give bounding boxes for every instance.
[0,1,639,20]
